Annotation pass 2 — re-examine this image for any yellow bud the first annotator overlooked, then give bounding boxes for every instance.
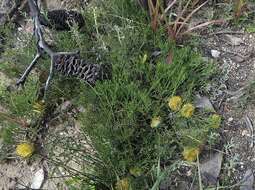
[16,142,34,158]
[182,147,200,162]
[168,96,182,111]
[209,114,221,129]
[141,53,148,64]
[180,103,195,118]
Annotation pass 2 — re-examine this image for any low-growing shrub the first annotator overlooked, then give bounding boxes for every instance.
[0,0,222,189]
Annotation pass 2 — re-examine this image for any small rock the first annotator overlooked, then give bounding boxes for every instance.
[211,50,221,58]
[195,95,215,112]
[240,169,254,190]
[200,152,223,186]
[30,168,45,189]
[241,130,249,136]
[225,34,243,46]
[186,169,192,176]
[228,117,234,122]
[160,179,189,190]
[232,56,245,63]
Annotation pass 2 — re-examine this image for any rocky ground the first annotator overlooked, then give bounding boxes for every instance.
[201,29,255,189]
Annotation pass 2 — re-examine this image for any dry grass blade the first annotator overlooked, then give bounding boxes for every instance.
[197,154,203,190]
[148,0,160,32]
[176,0,208,36]
[182,19,225,35]
[164,0,177,14]
[168,21,188,25]
[234,0,246,18]
[173,0,192,32]
[0,111,29,128]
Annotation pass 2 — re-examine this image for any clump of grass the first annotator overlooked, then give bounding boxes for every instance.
[233,0,247,19]
[67,0,219,188]
[144,0,224,43]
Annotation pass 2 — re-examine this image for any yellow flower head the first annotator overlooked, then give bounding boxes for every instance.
[150,116,161,128]
[182,147,200,162]
[180,103,195,118]
[16,142,34,158]
[209,114,221,129]
[168,96,182,111]
[115,178,129,190]
[129,167,142,177]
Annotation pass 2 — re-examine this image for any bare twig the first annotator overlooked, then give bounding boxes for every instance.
[164,0,177,13]
[197,154,203,190]
[244,115,254,148]
[182,19,225,35]
[17,0,103,99]
[221,49,250,60]
[17,0,54,89]
[16,52,41,86]
[207,31,245,36]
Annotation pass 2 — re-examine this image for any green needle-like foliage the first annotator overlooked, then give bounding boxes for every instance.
[0,0,221,189]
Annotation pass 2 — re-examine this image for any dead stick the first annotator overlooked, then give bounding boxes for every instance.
[17,0,103,99]
[17,0,78,96]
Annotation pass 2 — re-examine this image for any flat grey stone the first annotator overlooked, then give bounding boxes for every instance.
[200,152,223,186]
[225,34,243,46]
[195,95,215,112]
[240,169,254,190]
[232,55,245,63]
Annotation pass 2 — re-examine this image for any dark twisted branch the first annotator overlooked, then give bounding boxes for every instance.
[17,0,104,98]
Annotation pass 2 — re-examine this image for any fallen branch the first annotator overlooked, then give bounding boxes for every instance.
[17,0,105,98]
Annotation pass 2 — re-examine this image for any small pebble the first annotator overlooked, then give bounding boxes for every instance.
[211,50,221,58]
[231,56,244,63]
[186,170,192,176]
[241,130,249,136]
[225,34,243,46]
